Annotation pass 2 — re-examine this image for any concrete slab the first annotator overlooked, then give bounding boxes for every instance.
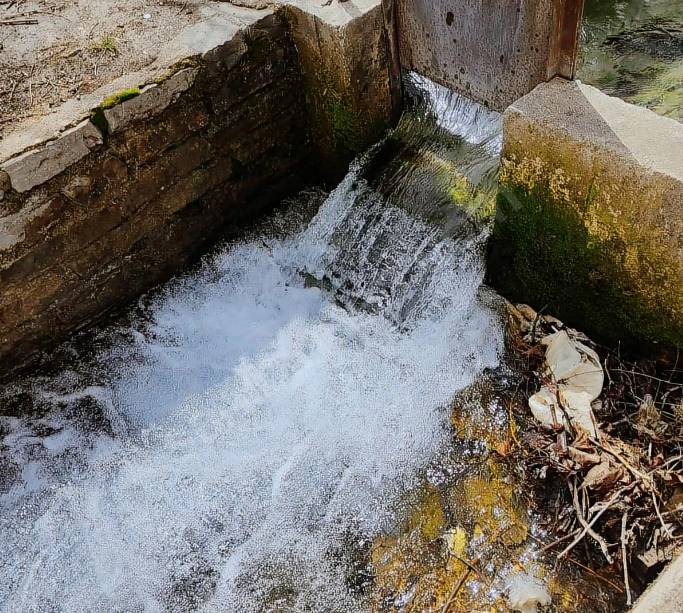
[632,553,683,613]
[1,119,103,193]
[396,0,584,111]
[104,68,199,134]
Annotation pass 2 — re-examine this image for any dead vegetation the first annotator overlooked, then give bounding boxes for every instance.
[505,303,683,606]
[0,0,204,129]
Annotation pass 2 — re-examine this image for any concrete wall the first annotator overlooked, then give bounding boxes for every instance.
[395,0,584,111]
[489,78,683,349]
[285,1,398,179]
[0,1,398,372]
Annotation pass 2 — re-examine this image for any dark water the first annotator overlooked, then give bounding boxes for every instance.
[579,0,683,121]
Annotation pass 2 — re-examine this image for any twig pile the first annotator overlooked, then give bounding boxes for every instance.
[506,303,683,605]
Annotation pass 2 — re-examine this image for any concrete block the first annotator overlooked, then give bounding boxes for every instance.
[103,68,198,133]
[284,0,397,178]
[489,78,683,348]
[1,120,103,193]
[632,553,683,613]
[396,0,584,111]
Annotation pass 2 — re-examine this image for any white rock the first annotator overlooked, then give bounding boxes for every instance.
[507,573,552,613]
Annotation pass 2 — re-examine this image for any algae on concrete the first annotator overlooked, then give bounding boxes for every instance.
[489,79,683,350]
[490,153,683,348]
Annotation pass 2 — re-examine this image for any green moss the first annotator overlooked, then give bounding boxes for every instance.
[327,96,363,155]
[89,87,141,135]
[448,175,470,205]
[99,87,141,110]
[489,181,683,348]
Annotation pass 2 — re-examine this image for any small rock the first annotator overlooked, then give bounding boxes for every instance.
[507,573,551,613]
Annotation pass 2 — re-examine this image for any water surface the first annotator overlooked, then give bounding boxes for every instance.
[0,76,504,612]
[580,0,683,120]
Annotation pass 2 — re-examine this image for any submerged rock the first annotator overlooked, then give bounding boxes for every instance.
[506,573,552,613]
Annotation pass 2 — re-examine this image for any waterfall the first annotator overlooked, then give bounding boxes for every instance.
[0,75,504,612]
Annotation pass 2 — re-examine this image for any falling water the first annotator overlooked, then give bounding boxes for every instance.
[0,75,505,612]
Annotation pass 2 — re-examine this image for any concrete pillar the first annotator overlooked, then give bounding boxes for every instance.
[395,0,585,111]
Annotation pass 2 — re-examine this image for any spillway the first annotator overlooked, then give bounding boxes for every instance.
[0,75,505,612]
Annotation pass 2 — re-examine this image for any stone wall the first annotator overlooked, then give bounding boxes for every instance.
[489,78,683,350]
[285,1,399,179]
[0,2,399,372]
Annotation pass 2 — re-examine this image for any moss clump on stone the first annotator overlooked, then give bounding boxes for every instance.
[89,87,141,134]
[488,159,683,348]
[100,87,141,110]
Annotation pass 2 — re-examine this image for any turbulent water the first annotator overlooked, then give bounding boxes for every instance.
[0,75,504,612]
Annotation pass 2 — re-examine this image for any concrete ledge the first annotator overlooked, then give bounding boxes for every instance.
[632,553,683,612]
[103,68,199,134]
[1,120,103,193]
[489,78,683,348]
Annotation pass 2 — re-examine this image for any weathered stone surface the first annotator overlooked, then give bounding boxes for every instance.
[1,120,103,193]
[632,553,683,613]
[284,0,396,179]
[103,68,199,133]
[0,192,51,252]
[0,2,398,373]
[396,0,584,111]
[489,78,683,348]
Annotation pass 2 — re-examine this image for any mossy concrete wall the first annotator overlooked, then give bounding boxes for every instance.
[489,78,683,349]
[284,1,398,180]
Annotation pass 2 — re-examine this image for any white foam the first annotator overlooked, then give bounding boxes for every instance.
[0,103,504,612]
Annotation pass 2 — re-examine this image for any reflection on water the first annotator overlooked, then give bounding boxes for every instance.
[579,0,683,121]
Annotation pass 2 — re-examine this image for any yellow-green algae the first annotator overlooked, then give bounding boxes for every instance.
[90,87,142,134]
[368,378,618,612]
[99,87,141,110]
[489,147,683,349]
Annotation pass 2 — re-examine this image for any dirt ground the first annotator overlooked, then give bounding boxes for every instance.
[0,0,211,129]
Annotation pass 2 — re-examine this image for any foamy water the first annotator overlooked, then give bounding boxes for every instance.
[0,77,504,612]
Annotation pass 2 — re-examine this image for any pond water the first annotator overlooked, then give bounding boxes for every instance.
[579,0,683,121]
